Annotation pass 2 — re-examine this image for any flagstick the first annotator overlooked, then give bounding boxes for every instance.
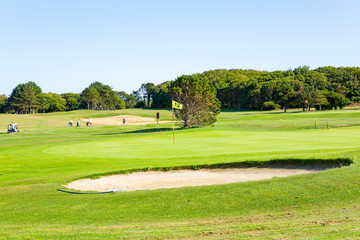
[172,107,175,144]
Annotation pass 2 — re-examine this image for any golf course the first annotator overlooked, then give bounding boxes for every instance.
[1,108,360,239]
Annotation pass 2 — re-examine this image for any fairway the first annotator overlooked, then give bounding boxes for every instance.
[1,109,360,239]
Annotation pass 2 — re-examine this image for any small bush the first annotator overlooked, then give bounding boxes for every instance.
[322,91,350,109]
[263,101,280,111]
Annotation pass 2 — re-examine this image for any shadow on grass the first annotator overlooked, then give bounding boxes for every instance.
[93,127,173,136]
[82,158,353,180]
[267,110,304,114]
[221,109,305,116]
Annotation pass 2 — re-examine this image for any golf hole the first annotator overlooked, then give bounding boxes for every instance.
[64,160,350,192]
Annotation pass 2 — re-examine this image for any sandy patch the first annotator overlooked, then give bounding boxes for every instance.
[81,115,171,126]
[66,167,327,192]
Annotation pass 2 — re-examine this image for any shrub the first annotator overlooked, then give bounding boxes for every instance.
[263,101,280,111]
[322,91,350,109]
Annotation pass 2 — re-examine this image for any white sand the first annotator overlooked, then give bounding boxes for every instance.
[81,115,171,126]
[66,167,325,192]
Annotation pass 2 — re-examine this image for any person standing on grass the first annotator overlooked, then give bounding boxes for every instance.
[123,117,126,125]
[89,119,92,126]
[77,119,80,127]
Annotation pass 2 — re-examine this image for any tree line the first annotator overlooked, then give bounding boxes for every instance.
[0,81,125,114]
[1,66,359,114]
[149,66,359,112]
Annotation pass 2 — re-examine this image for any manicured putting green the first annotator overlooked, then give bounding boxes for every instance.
[43,128,360,161]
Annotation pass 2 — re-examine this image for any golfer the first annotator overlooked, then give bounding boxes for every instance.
[123,117,126,125]
[77,120,80,127]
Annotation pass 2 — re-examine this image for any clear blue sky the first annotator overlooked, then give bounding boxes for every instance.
[1,0,359,95]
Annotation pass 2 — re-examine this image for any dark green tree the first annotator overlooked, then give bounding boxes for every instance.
[81,86,100,110]
[170,75,220,128]
[113,94,126,109]
[294,66,310,75]
[81,82,125,110]
[310,90,329,110]
[118,91,142,108]
[86,82,123,110]
[322,91,350,109]
[138,83,155,108]
[275,77,298,112]
[61,93,81,110]
[8,81,44,113]
[42,93,66,112]
[0,94,8,112]
[151,82,171,108]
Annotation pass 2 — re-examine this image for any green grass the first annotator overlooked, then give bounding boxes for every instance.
[1,108,360,239]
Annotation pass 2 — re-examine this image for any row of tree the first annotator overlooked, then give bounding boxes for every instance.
[145,66,359,112]
[205,66,354,111]
[0,82,125,113]
[1,66,359,126]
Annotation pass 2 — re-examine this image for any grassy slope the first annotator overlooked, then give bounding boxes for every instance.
[0,109,360,239]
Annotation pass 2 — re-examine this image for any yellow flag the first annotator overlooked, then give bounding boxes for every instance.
[172,100,183,109]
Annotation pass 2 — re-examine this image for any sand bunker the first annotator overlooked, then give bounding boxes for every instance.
[66,167,329,192]
[81,115,171,126]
